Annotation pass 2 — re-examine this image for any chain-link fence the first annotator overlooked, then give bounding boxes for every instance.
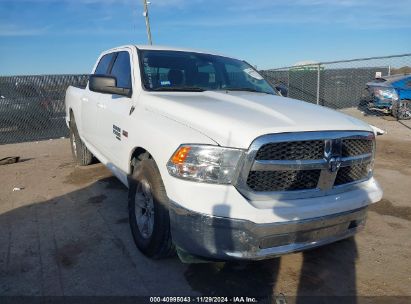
[0,75,88,145]
[261,54,411,119]
[1,53,410,145]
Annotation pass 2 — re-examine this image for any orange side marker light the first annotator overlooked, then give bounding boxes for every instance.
[171,146,191,164]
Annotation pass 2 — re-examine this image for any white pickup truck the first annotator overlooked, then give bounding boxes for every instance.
[65,45,383,262]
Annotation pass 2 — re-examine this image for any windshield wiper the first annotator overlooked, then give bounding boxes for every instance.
[153,87,205,92]
[222,87,272,94]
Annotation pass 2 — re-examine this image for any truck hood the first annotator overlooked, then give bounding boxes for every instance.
[145,91,372,149]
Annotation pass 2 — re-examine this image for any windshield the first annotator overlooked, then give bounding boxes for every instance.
[139,50,277,95]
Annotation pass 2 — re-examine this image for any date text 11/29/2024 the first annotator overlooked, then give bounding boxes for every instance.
[150,294,287,304]
[149,296,266,303]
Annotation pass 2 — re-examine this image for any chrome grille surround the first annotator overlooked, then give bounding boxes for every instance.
[233,131,375,201]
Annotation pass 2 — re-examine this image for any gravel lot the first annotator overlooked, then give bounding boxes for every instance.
[0,110,410,302]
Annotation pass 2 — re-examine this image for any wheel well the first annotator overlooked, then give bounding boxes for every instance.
[130,147,151,173]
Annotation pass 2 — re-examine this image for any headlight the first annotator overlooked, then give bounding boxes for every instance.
[166,145,244,184]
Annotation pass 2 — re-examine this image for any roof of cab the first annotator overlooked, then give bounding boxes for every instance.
[104,44,237,60]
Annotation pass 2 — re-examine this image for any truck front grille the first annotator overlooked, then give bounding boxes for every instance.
[335,163,369,186]
[255,140,324,160]
[247,170,321,192]
[237,131,375,200]
[342,138,374,157]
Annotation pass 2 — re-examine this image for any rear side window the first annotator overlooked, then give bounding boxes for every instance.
[110,52,132,89]
[94,53,115,75]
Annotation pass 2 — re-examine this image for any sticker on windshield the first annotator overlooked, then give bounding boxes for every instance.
[243,68,263,80]
[209,73,216,83]
[160,80,171,86]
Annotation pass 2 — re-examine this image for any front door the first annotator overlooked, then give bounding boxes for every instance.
[97,50,135,174]
[81,52,116,153]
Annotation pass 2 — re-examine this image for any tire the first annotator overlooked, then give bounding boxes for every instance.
[392,99,399,119]
[128,159,175,259]
[392,99,411,120]
[69,114,93,166]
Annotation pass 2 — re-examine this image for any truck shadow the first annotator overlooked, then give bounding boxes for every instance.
[0,176,188,296]
[296,237,358,303]
[184,259,280,299]
[0,174,358,300]
[183,240,358,302]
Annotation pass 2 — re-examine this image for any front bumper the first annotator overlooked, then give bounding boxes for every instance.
[369,99,393,110]
[169,203,367,261]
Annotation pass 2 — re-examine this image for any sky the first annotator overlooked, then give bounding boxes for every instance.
[0,0,410,75]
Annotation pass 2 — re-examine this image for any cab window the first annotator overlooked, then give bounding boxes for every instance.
[110,51,132,89]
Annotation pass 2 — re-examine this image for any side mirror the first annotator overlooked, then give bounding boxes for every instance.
[89,74,131,97]
[275,85,288,97]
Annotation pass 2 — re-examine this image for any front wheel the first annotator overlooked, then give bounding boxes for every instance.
[128,159,175,259]
[392,99,411,120]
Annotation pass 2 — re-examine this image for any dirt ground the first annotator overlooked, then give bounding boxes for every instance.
[0,110,410,302]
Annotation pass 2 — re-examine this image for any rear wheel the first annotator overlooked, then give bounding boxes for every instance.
[128,159,175,259]
[69,114,93,166]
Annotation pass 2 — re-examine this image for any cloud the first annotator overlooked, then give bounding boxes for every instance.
[0,24,50,36]
[1,0,410,38]
[0,0,147,37]
[0,0,130,2]
[0,22,143,37]
[150,0,204,8]
[156,0,411,30]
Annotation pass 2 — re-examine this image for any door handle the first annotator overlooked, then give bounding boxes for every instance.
[97,102,106,109]
[81,97,89,102]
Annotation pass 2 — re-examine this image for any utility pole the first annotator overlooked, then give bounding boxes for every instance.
[142,0,153,45]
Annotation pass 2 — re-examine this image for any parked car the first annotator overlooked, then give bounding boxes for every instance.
[0,81,54,129]
[363,74,411,119]
[65,45,382,262]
